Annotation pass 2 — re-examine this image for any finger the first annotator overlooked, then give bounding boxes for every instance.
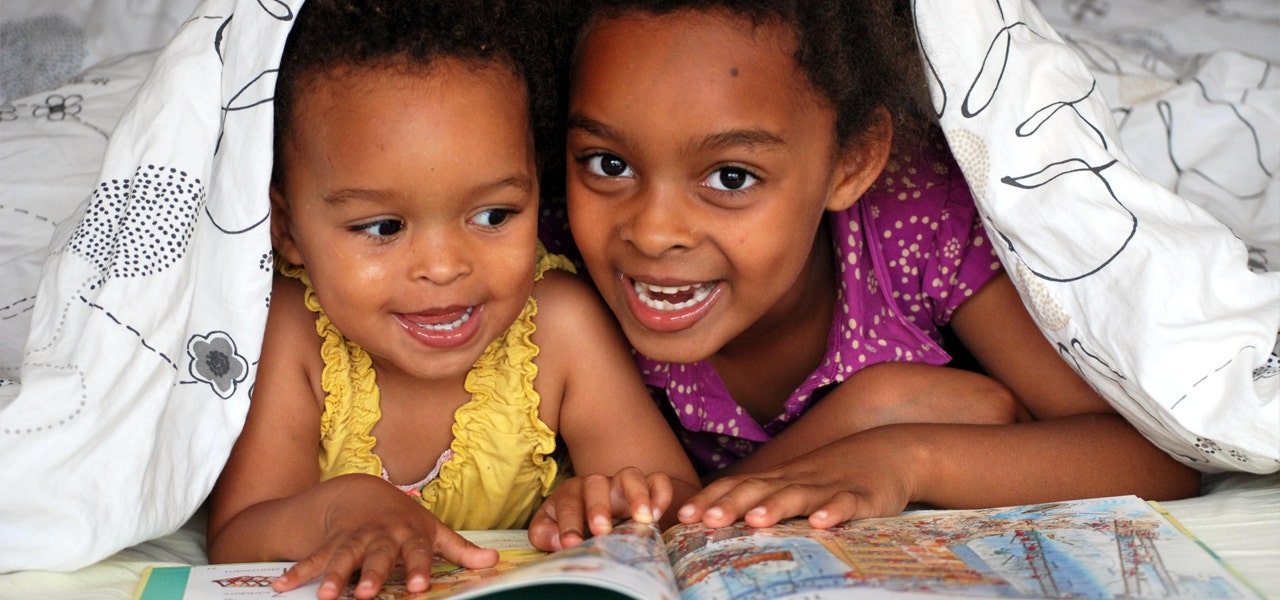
[739,483,830,529]
[676,476,745,524]
[434,527,499,570]
[645,472,674,523]
[615,467,655,524]
[527,505,566,552]
[350,540,399,600]
[810,488,906,528]
[582,474,615,536]
[551,490,588,549]
[527,486,585,551]
[274,542,356,600]
[315,542,364,600]
[678,475,779,527]
[698,477,786,528]
[272,555,320,593]
[808,490,864,529]
[400,535,437,594]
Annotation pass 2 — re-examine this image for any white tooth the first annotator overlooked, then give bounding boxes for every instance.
[633,281,712,312]
[416,307,473,331]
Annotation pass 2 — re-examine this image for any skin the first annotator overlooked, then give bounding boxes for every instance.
[207,58,697,600]
[565,9,1199,530]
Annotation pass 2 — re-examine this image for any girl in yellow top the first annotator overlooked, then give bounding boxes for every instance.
[206,2,698,599]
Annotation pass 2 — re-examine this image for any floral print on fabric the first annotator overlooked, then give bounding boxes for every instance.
[186,331,249,399]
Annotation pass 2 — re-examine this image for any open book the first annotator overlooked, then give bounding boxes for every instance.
[134,495,1262,599]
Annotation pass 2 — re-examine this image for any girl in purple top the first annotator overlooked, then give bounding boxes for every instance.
[555,0,1198,534]
[632,136,1004,473]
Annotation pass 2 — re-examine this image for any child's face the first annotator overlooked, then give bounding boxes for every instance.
[566,11,853,364]
[272,59,539,383]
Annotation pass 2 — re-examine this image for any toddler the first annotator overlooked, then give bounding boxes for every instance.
[207,2,699,598]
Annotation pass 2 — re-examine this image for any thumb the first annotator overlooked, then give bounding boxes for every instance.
[434,529,500,570]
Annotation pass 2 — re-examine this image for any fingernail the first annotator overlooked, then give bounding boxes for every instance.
[592,514,613,532]
[678,505,696,519]
[653,507,663,521]
[705,507,723,521]
[634,504,653,524]
[813,509,828,521]
[747,506,767,518]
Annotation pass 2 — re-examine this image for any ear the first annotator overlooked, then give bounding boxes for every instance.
[269,184,304,266]
[826,106,893,213]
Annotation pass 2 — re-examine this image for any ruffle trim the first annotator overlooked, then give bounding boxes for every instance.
[278,262,383,479]
[419,248,566,507]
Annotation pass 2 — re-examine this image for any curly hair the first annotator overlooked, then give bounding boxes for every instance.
[272,0,566,187]
[571,0,930,151]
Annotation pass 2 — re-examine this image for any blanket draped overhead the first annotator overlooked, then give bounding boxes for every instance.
[0,0,1276,572]
[0,0,291,570]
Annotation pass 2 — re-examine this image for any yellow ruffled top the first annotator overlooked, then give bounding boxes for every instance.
[280,247,577,530]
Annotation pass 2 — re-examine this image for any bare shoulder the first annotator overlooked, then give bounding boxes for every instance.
[266,274,319,346]
[527,270,637,424]
[261,273,325,410]
[529,270,618,346]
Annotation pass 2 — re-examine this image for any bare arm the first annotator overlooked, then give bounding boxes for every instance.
[207,275,333,562]
[527,272,700,548]
[714,361,1024,480]
[681,273,1199,528]
[207,276,493,599]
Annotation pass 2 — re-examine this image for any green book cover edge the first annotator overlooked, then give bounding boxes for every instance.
[133,566,191,600]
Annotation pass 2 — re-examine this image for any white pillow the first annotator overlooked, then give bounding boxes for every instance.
[1032,0,1280,64]
[0,51,160,383]
[914,0,1280,473]
[1,0,203,101]
[0,0,292,571]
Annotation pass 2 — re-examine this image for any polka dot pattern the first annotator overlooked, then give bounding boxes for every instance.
[944,128,990,203]
[637,136,1005,472]
[1013,260,1071,332]
[67,165,204,288]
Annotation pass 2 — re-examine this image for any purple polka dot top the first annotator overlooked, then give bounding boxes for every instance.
[635,139,1004,472]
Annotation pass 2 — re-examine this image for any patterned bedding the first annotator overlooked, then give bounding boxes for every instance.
[0,0,1276,595]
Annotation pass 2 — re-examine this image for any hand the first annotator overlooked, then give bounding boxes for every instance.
[270,475,498,600]
[677,428,918,530]
[528,467,676,551]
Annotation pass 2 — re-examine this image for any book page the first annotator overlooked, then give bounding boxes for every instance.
[424,521,679,600]
[659,495,1262,600]
[141,525,680,600]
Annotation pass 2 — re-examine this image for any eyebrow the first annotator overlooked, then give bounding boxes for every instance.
[567,113,785,153]
[322,175,534,205]
[567,114,629,145]
[698,129,786,152]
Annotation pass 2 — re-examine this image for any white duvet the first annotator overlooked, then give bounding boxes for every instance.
[0,0,1276,586]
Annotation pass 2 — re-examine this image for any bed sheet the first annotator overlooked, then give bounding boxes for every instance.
[0,473,1275,600]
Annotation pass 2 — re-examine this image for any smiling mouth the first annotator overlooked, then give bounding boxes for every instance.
[632,280,715,311]
[411,306,474,331]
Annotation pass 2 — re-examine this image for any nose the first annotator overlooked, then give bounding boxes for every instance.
[412,229,470,286]
[620,184,697,257]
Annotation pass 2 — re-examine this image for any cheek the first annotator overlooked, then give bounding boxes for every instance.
[566,199,607,252]
[315,256,393,303]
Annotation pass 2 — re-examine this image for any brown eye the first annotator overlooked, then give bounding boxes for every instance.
[472,208,514,228]
[353,219,404,238]
[586,153,633,178]
[705,166,758,191]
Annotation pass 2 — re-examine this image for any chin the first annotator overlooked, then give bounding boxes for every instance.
[625,329,718,365]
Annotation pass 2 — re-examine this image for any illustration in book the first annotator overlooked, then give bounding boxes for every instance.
[135,495,1262,600]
